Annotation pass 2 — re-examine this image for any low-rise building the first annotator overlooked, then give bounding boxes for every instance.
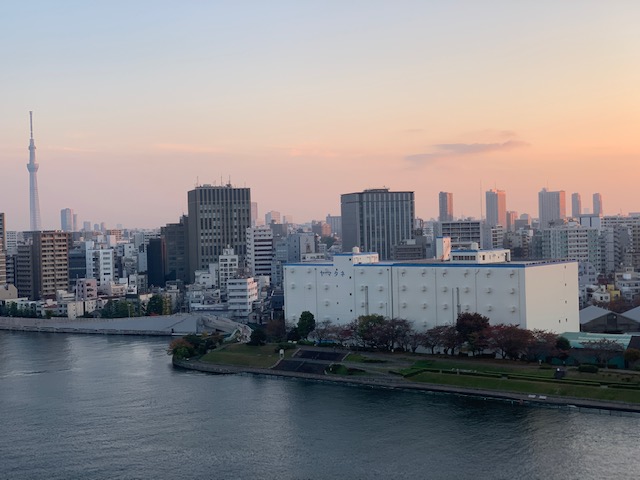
[284,245,579,333]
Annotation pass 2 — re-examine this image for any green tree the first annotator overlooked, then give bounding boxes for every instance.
[355,314,386,348]
[581,339,624,367]
[168,338,195,359]
[555,336,571,353]
[624,348,640,368]
[248,328,267,346]
[489,324,534,360]
[146,294,164,316]
[456,312,490,346]
[297,311,316,339]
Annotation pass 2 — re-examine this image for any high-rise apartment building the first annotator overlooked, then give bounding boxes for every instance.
[187,184,251,282]
[485,189,507,228]
[246,226,274,278]
[438,192,454,222]
[16,231,72,300]
[162,215,189,284]
[506,211,518,232]
[593,193,603,216]
[0,212,5,250]
[60,208,74,232]
[541,225,601,274]
[0,213,6,285]
[341,188,414,260]
[147,238,166,287]
[538,188,566,229]
[571,193,582,218]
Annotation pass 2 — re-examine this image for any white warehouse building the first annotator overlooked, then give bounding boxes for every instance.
[284,246,579,333]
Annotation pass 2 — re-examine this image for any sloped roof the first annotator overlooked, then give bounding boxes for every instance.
[560,331,633,349]
[620,305,640,323]
[579,305,612,325]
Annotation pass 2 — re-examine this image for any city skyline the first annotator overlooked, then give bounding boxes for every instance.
[1,2,639,230]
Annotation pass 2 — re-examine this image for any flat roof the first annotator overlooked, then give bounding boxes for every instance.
[285,259,576,268]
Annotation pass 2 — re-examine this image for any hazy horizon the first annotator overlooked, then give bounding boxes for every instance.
[2,1,639,230]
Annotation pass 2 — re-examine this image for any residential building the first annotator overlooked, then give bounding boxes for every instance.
[506,211,518,232]
[147,237,166,287]
[538,188,566,228]
[571,193,582,218]
[593,193,603,216]
[541,224,601,274]
[162,215,189,284]
[486,189,507,228]
[341,188,414,261]
[227,277,258,317]
[438,220,483,248]
[246,226,273,278]
[0,212,5,250]
[16,231,72,300]
[218,247,239,292]
[438,192,454,222]
[187,184,251,282]
[60,208,74,232]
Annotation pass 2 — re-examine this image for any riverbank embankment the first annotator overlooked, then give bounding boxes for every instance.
[0,314,201,336]
[173,356,640,415]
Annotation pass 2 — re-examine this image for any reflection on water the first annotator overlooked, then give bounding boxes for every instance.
[1,331,639,479]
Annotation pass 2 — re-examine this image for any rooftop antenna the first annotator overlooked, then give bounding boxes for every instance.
[30,111,34,139]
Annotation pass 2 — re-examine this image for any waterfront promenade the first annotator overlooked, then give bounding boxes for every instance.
[0,313,208,336]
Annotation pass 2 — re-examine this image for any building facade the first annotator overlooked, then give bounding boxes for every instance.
[593,193,603,216]
[538,188,566,228]
[246,226,274,278]
[438,192,454,222]
[187,185,251,281]
[438,220,483,248]
[486,189,507,228]
[571,193,582,218]
[341,188,414,261]
[284,248,579,333]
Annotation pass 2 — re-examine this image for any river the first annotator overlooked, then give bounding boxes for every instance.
[0,331,638,479]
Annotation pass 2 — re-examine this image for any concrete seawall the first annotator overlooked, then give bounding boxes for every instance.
[0,316,177,336]
[0,324,171,336]
[173,358,640,416]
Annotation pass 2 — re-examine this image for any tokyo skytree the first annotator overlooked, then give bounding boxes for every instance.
[27,111,42,231]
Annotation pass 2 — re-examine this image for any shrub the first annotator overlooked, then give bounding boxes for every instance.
[274,343,296,353]
[578,364,599,374]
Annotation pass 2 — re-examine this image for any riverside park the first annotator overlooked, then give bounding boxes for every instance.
[170,338,640,414]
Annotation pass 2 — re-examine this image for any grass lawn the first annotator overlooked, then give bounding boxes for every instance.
[200,343,294,368]
[409,371,640,404]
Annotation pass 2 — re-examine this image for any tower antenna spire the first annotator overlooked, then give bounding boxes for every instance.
[27,111,42,231]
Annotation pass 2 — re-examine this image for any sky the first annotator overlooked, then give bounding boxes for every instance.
[1,1,639,231]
